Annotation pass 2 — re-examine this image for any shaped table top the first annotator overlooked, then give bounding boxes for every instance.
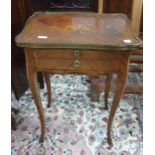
[15,12,142,50]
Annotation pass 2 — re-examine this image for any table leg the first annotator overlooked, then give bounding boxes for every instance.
[91,77,99,102]
[25,52,45,143]
[104,73,112,110]
[107,71,127,146]
[44,72,52,108]
[37,72,44,89]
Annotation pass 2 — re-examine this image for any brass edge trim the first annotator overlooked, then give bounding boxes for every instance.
[16,42,142,51]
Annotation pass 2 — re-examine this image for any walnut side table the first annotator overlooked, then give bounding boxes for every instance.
[15,12,142,145]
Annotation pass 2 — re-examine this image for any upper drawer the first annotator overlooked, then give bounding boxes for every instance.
[34,49,122,60]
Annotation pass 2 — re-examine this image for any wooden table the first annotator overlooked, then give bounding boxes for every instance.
[15,12,142,145]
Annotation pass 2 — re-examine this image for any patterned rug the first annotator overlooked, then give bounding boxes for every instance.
[11,73,143,155]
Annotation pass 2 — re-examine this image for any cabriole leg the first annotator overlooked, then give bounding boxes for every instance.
[107,71,127,146]
[25,51,45,143]
[44,72,52,108]
[104,73,112,110]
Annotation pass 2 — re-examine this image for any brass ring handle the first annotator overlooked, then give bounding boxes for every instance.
[74,50,80,56]
[74,60,80,67]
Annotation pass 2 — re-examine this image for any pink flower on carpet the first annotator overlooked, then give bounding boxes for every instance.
[50,146,54,151]
[25,152,29,155]
[79,127,85,133]
[80,149,86,155]
[57,139,64,143]
[34,126,39,132]
[71,139,78,145]
[48,109,53,113]
[21,126,28,131]
[102,117,108,123]
[63,128,69,133]
[88,135,96,145]
[127,118,136,124]
[53,115,58,120]
[76,117,82,124]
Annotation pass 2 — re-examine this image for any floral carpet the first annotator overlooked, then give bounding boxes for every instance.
[11,73,143,155]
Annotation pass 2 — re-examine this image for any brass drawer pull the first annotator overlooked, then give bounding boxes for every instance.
[74,50,80,56]
[74,60,80,67]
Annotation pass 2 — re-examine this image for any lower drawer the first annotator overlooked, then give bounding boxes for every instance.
[35,58,118,71]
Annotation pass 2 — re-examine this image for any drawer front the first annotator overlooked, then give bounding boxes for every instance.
[34,49,121,71]
[34,49,122,60]
[35,58,118,71]
[35,49,74,59]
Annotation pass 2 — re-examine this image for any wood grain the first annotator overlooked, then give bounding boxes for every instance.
[91,77,99,102]
[15,12,142,49]
[104,73,112,109]
[44,72,52,107]
[25,49,45,143]
[107,52,130,145]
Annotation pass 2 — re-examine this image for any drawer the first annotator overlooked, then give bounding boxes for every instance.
[35,58,118,71]
[34,49,122,60]
[34,49,74,59]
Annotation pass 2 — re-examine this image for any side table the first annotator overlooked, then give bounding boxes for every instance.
[15,12,142,145]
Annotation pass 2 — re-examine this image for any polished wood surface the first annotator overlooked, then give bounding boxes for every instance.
[16,12,141,49]
[44,72,52,107]
[104,73,112,109]
[107,58,129,145]
[16,12,142,146]
[25,50,45,142]
[91,77,100,102]
[33,50,120,72]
